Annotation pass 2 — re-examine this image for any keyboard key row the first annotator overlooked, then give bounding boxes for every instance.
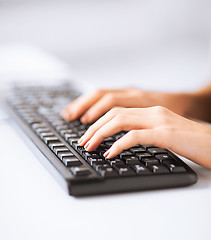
[31,123,84,169]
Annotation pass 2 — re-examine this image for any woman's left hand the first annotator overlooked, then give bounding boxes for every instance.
[78,106,211,168]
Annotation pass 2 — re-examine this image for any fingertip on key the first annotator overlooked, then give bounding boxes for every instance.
[103,150,110,158]
[61,110,68,120]
[80,117,87,123]
[78,136,85,146]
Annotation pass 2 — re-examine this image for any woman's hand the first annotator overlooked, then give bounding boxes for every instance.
[78,106,211,168]
[62,88,192,123]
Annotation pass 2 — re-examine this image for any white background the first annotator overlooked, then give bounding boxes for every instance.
[0,0,211,90]
[0,1,211,240]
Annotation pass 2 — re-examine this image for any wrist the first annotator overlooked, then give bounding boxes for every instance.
[184,90,211,121]
[178,92,196,117]
[161,92,194,116]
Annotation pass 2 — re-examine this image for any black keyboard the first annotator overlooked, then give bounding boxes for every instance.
[2,82,198,196]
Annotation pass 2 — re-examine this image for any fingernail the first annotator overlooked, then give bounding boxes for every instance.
[61,111,68,119]
[104,150,110,158]
[62,112,72,121]
[84,142,90,150]
[78,137,83,144]
[80,115,87,123]
[78,136,86,145]
[81,113,92,123]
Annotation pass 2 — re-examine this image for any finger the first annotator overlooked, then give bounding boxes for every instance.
[79,93,125,123]
[62,88,127,121]
[104,129,162,158]
[79,89,141,123]
[62,90,106,121]
[85,114,154,151]
[78,107,125,146]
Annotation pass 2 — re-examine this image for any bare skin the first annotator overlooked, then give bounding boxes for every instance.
[62,82,211,168]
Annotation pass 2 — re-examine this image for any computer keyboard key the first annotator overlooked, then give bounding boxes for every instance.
[58,152,74,160]
[77,130,86,137]
[43,137,59,144]
[68,121,81,128]
[70,166,91,176]
[103,136,115,142]
[35,128,51,134]
[73,125,86,132]
[97,143,109,150]
[148,164,169,174]
[107,159,125,166]
[120,151,133,159]
[113,132,126,140]
[163,162,186,173]
[136,152,152,160]
[83,152,92,160]
[141,145,156,150]
[104,141,114,148]
[132,164,152,175]
[55,125,69,131]
[49,142,65,150]
[50,120,65,127]
[93,162,113,171]
[68,138,80,145]
[64,133,78,141]
[99,150,109,157]
[53,147,69,155]
[59,129,74,137]
[32,123,48,130]
[77,146,86,155]
[25,118,42,124]
[62,156,82,167]
[88,158,106,166]
[113,165,136,176]
[170,165,186,173]
[147,148,168,155]
[40,132,55,139]
[83,152,100,160]
[72,142,82,150]
[130,147,146,153]
[97,166,118,178]
[123,156,140,165]
[155,154,173,163]
[141,158,159,166]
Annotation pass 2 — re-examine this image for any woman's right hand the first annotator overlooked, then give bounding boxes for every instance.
[61,87,193,123]
[78,106,211,168]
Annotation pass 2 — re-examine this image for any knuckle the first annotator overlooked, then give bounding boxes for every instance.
[94,88,106,95]
[153,106,168,115]
[115,113,126,122]
[109,107,122,116]
[152,106,170,124]
[126,87,142,95]
[128,130,138,139]
[126,87,146,100]
[104,93,116,105]
[110,114,126,132]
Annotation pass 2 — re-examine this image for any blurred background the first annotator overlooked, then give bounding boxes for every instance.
[0,0,210,91]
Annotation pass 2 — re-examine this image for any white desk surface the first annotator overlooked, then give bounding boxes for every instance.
[0,46,211,240]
